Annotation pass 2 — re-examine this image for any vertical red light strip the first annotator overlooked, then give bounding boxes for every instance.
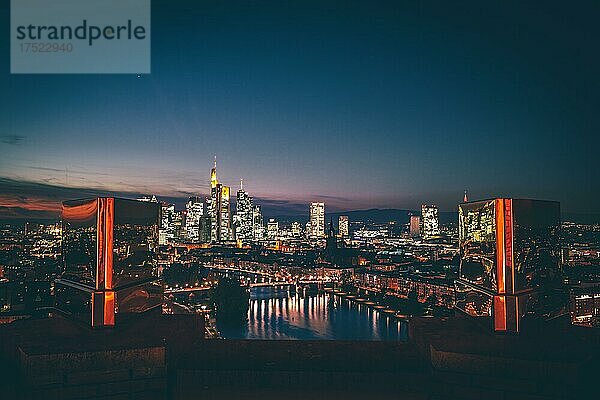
[104,198,114,290]
[504,199,513,294]
[103,198,115,326]
[93,198,116,327]
[96,198,105,290]
[495,199,506,294]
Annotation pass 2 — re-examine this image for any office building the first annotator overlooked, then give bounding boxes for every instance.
[570,286,600,327]
[185,196,204,243]
[421,204,440,239]
[252,205,265,241]
[159,203,176,245]
[410,215,421,237]
[267,218,279,240]
[309,202,325,239]
[208,158,232,242]
[56,197,162,327]
[455,198,562,333]
[338,215,349,238]
[235,179,254,243]
[291,221,302,238]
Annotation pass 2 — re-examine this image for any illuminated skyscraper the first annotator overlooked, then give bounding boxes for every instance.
[172,210,184,240]
[267,218,279,240]
[235,179,254,243]
[420,204,440,239]
[291,221,302,238]
[410,215,421,237]
[455,198,562,333]
[309,202,325,239]
[208,158,232,242]
[252,205,265,241]
[185,196,204,243]
[338,215,349,238]
[56,198,162,327]
[159,203,176,245]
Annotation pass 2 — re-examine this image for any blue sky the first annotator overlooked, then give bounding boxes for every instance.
[1,1,598,217]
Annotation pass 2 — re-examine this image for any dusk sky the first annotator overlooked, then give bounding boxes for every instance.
[1,1,598,218]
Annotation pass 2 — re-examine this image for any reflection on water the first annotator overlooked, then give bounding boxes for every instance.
[218,287,408,341]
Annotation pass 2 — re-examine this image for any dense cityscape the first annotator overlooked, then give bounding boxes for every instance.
[2,1,600,399]
[2,160,599,334]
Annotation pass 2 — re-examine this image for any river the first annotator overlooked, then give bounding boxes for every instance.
[216,286,408,341]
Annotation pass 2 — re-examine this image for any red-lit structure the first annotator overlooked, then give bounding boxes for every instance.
[56,197,162,327]
[455,198,563,333]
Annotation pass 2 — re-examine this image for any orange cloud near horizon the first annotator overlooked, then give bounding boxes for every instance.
[0,195,62,212]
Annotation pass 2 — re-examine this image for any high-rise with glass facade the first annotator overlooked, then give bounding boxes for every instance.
[252,205,265,241]
[185,196,204,243]
[208,158,232,242]
[410,215,421,237]
[338,215,349,238]
[235,179,254,243]
[455,198,562,333]
[267,218,279,240]
[56,197,162,328]
[159,203,176,245]
[420,204,440,239]
[309,202,325,239]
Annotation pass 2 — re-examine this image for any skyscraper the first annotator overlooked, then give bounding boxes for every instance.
[409,215,421,237]
[267,218,279,240]
[420,204,440,239]
[159,203,176,245]
[252,204,265,241]
[309,202,325,239]
[455,198,562,333]
[235,179,254,243]
[185,196,203,243]
[208,158,232,242]
[338,215,349,238]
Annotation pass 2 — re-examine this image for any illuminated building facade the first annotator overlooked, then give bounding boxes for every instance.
[235,179,254,243]
[267,218,279,240]
[56,198,162,328]
[455,198,562,333]
[199,215,211,243]
[570,286,600,327]
[208,159,232,242]
[410,215,421,237]
[291,221,302,238]
[185,196,204,243]
[309,202,325,239]
[338,215,349,238]
[420,205,440,239]
[159,203,176,245]
[252,205,265,241]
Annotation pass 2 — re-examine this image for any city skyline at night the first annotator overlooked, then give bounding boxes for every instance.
[1,2,600,398]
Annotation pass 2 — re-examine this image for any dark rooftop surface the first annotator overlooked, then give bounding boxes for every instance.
[0,312,597,399]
